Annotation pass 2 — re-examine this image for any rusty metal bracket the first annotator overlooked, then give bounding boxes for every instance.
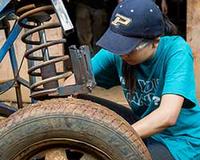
[57,45,96,96]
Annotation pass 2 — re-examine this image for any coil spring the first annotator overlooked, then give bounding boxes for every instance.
[16,4,72,98]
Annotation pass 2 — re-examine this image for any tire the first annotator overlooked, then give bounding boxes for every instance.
[0,98,151,160]
[77,94,139,124]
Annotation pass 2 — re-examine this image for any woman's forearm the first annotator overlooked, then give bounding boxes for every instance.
[132,108,173,138]
[132,94,183,139]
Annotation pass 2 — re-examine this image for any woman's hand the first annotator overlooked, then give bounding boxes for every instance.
[161,0,168,15]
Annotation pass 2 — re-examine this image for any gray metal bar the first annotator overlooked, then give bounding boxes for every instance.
[50,0,74,35]
[38,27,59,89]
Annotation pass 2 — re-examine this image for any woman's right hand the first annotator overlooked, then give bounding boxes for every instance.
[161,0,168,15]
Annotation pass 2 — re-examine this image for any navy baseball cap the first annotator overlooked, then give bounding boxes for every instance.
[97,0,165,55]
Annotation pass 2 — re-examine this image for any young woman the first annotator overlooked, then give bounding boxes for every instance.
[92,0,200,159]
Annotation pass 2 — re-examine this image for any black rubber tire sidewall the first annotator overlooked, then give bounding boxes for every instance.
[0,98,151,160]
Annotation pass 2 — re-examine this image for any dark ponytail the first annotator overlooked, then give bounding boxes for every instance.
[163,14,178,35]
[122,61,136,93]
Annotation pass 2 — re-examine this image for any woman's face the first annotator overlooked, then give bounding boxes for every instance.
[121,40,158,65]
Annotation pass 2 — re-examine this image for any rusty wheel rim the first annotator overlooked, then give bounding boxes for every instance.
[29,148,98,160]
[14,138,111,160]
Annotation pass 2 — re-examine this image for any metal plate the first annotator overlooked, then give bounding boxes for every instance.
[50,0,74,34]
[0,0,12,13]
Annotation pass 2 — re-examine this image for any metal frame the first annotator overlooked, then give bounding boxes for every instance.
[0,17,28,109]
[0,0,12,13]
[0,0,96,116]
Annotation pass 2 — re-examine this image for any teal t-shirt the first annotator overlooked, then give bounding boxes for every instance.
[92,36,200,160]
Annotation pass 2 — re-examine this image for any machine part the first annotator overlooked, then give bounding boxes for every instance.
[0,0,12,13]
[3,18,23,108]
[0,20,23,62]
[0,18,30,108]
[0,102,17,117]
[0,98,151,160]
[16,4,72,98]
[0,79,14,93]
[17,5,54,29]
[51,0,74,35]
[57,45,96,96]
[69,45,96,89]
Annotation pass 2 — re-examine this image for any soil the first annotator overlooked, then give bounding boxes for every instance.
[90,86,129,107]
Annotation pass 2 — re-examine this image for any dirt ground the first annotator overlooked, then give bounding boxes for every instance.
[90,86,128,107]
